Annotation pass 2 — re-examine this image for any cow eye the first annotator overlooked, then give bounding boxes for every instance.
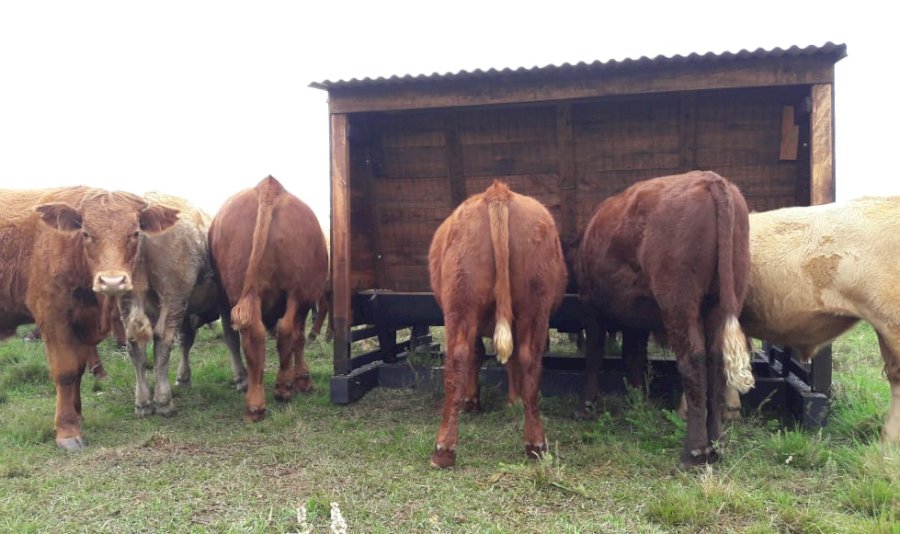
[81,230,93,242]
[131,230,140,240]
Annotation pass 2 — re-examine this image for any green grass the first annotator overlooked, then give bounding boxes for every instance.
[0,322,898,532]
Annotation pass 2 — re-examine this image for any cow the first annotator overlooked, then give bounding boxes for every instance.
[117,192,246,417]
[722,196,900,444]
[208,176,328,422]
[576,171,754,467]
[428,181,567,468]
[0,187,178,450]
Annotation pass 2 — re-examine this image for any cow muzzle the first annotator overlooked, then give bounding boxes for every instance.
[93,271,133,296]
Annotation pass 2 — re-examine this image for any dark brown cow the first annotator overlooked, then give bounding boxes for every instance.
[0,187,178,450]
[428,181,567,468]
[576,171,754,467]
[208,176,328,421]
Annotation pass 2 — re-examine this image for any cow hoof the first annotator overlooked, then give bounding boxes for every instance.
[243,407,266,423]
[155,401,176,417]
[525,442,548,460]
[463,398,481,413]
[57,436,85,452]
[680,446,720,468]
[176,377,191,387]
[274,389,293,403]
[430,447,456,469]
[574,401,597,421]
[135,403,154,417]
[294,375,314,393]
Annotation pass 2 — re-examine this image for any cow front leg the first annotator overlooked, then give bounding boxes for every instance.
[44,335,88,451]
[622,328,649,391]
[463,337,486,412]
[292,307,313,393]
[176,317,197,387]
[127,339,153,417]
[432,322,476,468]
[576,311,606,419]
[274,299,301,401]
[220,309,248,392]
[876,330,900,443]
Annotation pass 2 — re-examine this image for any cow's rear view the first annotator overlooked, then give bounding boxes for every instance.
[576,171,753,467]
[208,176,328,422]
[428,181,567,468]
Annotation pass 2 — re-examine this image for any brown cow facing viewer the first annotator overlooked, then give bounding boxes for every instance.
[0,187,178,450]
[428,181,567,468]
[208,176,328,422]
[576,171,754,467]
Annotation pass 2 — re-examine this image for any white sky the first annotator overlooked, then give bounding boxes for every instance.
[1,1,895,230]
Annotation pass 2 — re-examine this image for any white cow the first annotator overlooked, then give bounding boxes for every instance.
[737,196,900,442]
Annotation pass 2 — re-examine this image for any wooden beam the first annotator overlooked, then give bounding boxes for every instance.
[678,92,697,171]
[330,113,352,375]
[556,103,578,247]
[810,84,834,204]
[326,57,837,114]
[445,119,466,206]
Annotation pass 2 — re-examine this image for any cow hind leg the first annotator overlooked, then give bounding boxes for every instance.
[517,317,549,460]
[875,328,900,443]
[670,317,715,467]
[240,317,268,422]
[431,317,477,468]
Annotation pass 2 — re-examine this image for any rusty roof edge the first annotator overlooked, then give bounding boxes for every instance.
[309,42,847,91]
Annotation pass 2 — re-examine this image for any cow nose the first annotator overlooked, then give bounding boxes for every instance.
[93,273,132,295]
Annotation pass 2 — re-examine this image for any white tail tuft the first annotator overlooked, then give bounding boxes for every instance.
[722,315,754,393]
[494,318,513,364]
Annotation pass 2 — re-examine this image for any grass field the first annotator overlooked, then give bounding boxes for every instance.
[1,322,898,533]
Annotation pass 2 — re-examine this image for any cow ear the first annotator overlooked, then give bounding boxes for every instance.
[140,205,180,233]
[35,203,82,232]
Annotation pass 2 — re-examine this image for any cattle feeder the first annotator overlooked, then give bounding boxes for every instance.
[313,42,846,427]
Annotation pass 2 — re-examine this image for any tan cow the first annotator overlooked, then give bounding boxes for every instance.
[208,176,328,421]
[0,187,178,450]
[737,196,900,443]
[428,181,567,468]
[117,192,245,417]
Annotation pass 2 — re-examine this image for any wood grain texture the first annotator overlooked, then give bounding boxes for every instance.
[810,84,834,204]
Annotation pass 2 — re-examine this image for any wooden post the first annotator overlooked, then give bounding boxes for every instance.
[556,103,577,248]
[331,113,352,375]
[809,83,835,397]
[810,84,834,205]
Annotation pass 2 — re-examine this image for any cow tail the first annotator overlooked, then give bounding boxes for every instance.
[231,176,284,330]
[711,177,754,394]
[488,192,514,364]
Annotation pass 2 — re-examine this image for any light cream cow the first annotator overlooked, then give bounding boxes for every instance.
[735,196,900,442]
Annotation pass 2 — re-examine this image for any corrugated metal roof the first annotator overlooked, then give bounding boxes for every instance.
[310,42,846,91]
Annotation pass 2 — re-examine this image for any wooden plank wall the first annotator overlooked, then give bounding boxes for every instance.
[349,86,812,293]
